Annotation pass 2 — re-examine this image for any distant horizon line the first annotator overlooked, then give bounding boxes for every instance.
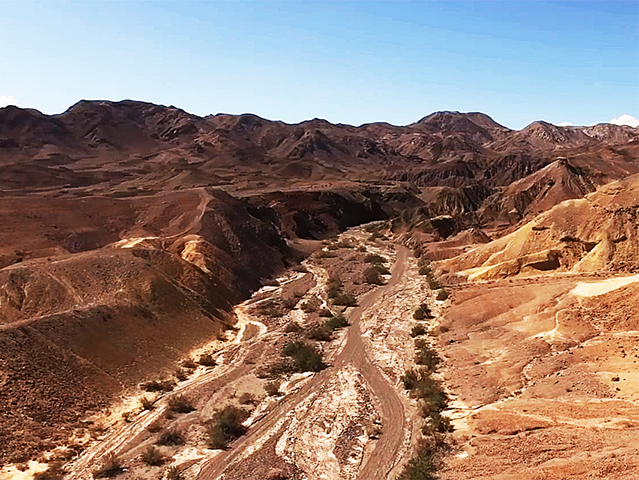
[1,96,638,131]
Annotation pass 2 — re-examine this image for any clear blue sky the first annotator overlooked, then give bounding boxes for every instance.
[1,1,637,129]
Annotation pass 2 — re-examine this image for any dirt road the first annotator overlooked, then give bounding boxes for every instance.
[196,247,411,480]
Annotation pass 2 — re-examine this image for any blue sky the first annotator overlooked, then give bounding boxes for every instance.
[1,1,637,129]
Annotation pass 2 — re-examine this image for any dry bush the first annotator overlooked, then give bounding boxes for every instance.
[413,303,433,320]
[363,266,384,285]
[435,288,448,301]
[141,445,163,466]
[33,462,66,480]
[174,368,188,382]
[282,341,326,372]
[165,466,184,480]
[238,392,257,405]
[410,324,427,337]
[318,307,333,317]
[180,358,197,369]
[284,321,303,333]
[333,292,357,307]
[92,453,123,478]
[364,253,387,264]
[156,429,185,446]
[206,406,249,449]
[140,379,175,393]
[281,297,299,310]
[301,295,321,313]
[167,395,195,414]
[198,354,217,367]
[265,380,282,396]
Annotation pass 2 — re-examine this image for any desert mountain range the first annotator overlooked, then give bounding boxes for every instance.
[0,100,638,478]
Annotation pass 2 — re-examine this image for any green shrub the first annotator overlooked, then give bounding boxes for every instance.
[141,445,163,466]
[167,395,195,414]
[396,446,437,480]
[324,314,349,330]
[207,406,249,450]
[333,293,357,307]
[414,339,439,372]
[282,341,326,372]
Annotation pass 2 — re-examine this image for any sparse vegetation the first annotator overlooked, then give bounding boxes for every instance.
[141,445,163,466]
[92,453,123,478]
[167,394,195,414]
[140,379,175,393]
[33,462,65,480]
[301,295,321,313]
[264,380,281,396]
[206,406,249,450]
[156,429,185,446]
[281,297,299,310]
[435,288,449,301]
[364,266,384,285]
[326,275,343,299]
[165,466,184,480]
[332,292,357,307]
[410,324,427,337]
[307,314,350,341]
[319,307,333,317]
[180,358,197,369]
[396,445,437,480]
[140,397,155,410]
[198,353,217,367]
[238,392,257,405]
[174,368,188,382]
[414,339,439,372]
[364,253,387,264]
[413,303,433,320]
[282,341,326,372]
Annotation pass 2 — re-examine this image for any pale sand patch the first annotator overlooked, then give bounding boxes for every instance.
[571,273,639,297]
[0,461,48,480]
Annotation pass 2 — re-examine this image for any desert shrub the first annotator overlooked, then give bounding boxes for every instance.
[156,429,185,446]
[396,446,437,480]
[325,313,349,330]
[167,395,195,414]
[363,266,384,285]
[264,380,281,396]
[92,453,123,478]
[318,307,334,317]
[301,295,321,313]
[174,368,188,382]
[327,243,340,251]
[402,369,448,413]
[165,466,184,480]
[282,341,326,372]
[180,358,197,369]
[414,339,439,372]
[306,325,333,341]
[198,354,217,367]
[410,324,427,337]
[373,263,390,275]
[356,245,367,253]
[140,379,175,393]
[422,410,453,435]
[435,288,449,301]
[364,253,387,264]
[284,321,303,333]
[316,250,337,259]
[238,392,257,405]
[333,293,357,307]
[207,406,249,450]
[141,445,163,466]
[413,303,432,320]
[140,396,155,410]
[326,275,343,298]
[281,297,299,310]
